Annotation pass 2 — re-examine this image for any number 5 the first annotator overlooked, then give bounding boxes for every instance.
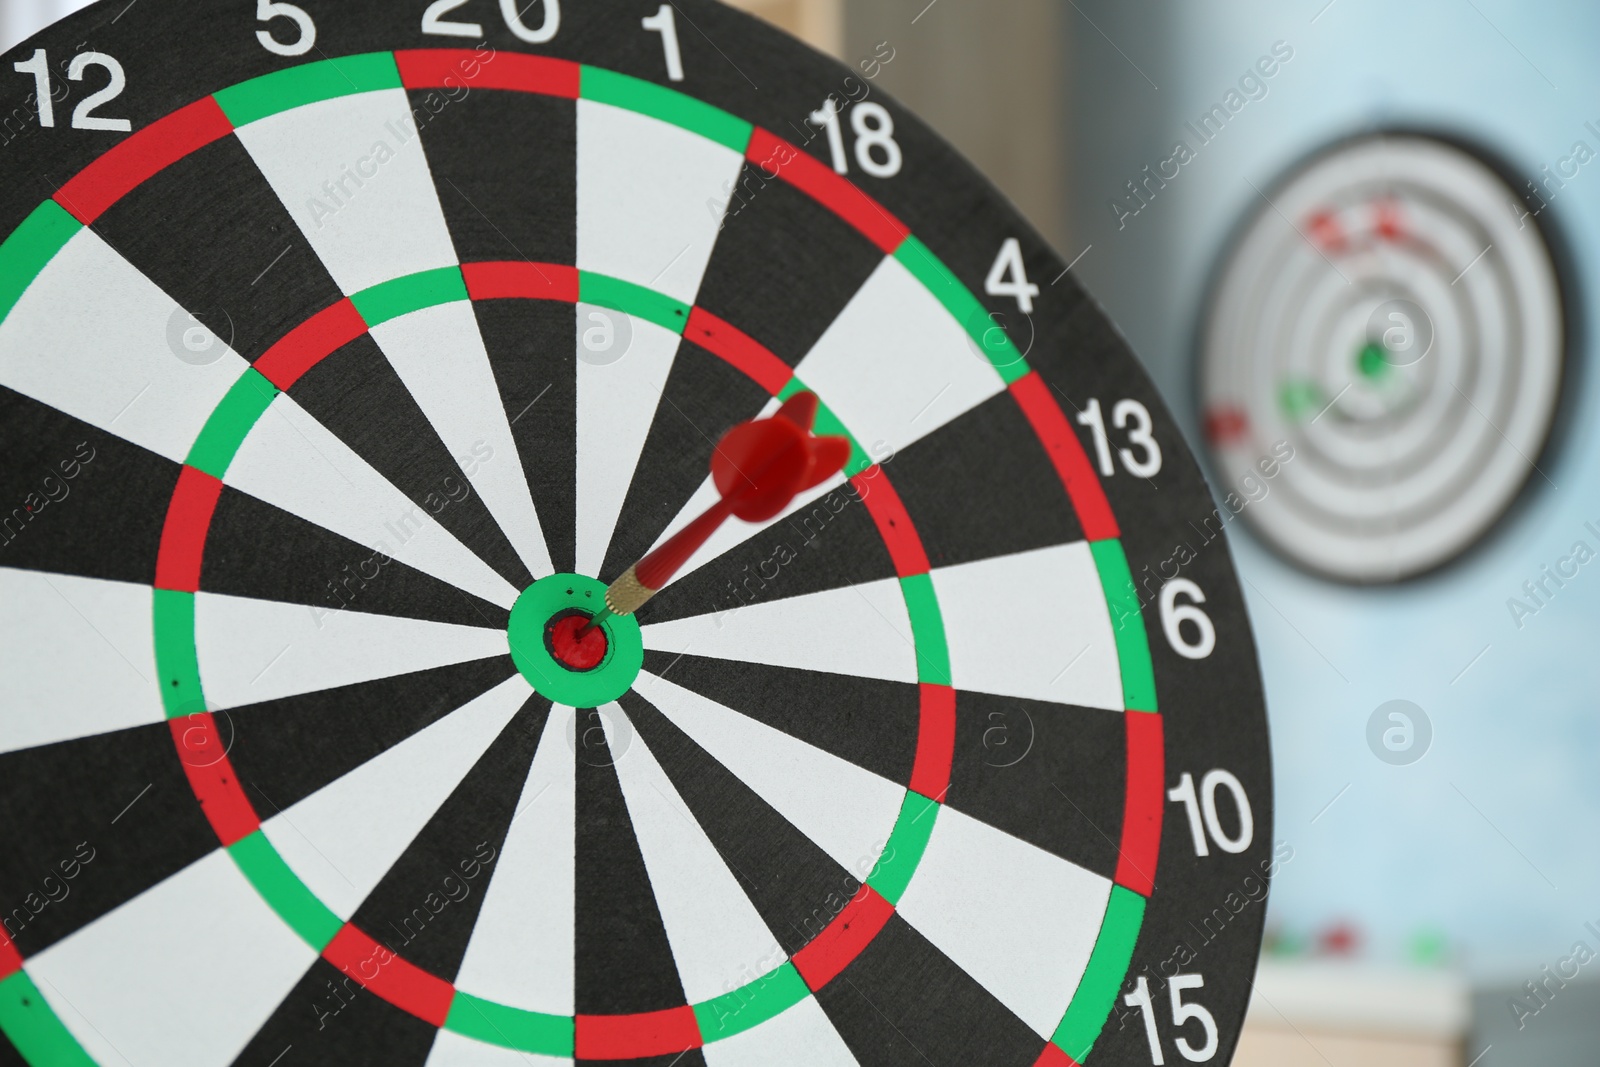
[256,0,317,57]
[1169,975,1219,1061]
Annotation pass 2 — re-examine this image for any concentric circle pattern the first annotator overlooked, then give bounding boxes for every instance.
[1201,133,1566,583]
[0,3,1271,1065]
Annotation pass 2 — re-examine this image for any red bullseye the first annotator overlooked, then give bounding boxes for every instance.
[547,613,608,671]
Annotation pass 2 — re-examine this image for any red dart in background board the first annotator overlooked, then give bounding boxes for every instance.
[575,391,850,640]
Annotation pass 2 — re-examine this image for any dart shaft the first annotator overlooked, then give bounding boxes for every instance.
[635,497,734,590]
[588,392,844,630]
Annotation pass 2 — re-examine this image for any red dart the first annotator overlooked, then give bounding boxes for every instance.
[586,392,850,628]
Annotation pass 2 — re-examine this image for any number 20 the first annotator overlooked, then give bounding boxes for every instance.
[423,0,560,43]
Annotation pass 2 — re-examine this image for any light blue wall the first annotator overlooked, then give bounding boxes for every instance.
[1068,0,1600,977]
[0,0,94,55]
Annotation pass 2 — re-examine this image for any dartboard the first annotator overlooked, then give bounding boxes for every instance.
[0,3,1272,1065]
[1200,132,1567,583]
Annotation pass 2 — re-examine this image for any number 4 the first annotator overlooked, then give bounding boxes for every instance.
[1124,974,1219,1064]
[985,238,1039,312]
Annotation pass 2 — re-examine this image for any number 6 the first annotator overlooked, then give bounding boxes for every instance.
[1159,579,1215,660]
[256,0,317,57]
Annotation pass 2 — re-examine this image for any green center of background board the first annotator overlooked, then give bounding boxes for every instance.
[1356,340,1392,380]
[507,574,643,706]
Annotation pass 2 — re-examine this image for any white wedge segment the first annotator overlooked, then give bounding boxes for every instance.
[576,99,743,303]
[453,704,576,1015]
[791,255,1005,458]
[28,850,316,1067]
[895,804,1112,1039]
[233,88,460,294]
[702,997,860,1067]
[609,702,781,1004]
[931,543,1123,711]
[631,672,904,875]
[370,302,553,577]
[426,1028,571,1067]
[226,393,521,608]
[639,577,916,685]
[0,569,162,755]
[573,310,681,577]
[260,674,532,920]
[194,591,508,711]
[0,227,247,464]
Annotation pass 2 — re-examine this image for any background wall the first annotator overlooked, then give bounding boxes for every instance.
[1064,0,1600,981]
[841,0,1069,250]
[0,0,91,55]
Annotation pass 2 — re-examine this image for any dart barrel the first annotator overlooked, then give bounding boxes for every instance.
[603,564,655,616]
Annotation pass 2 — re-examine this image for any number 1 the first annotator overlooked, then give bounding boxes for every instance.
[1167,772,1209,857]
[642,4,684,81]
[1124,977,1165,1065]
[808,96,848,174]
[13,49,53,128]
[1077,398,1114,476]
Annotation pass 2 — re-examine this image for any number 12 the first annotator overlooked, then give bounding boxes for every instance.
[12,49,130,132]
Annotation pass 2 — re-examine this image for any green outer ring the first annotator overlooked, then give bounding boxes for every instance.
[506,574,643,707]
[0,54,1162,1066]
